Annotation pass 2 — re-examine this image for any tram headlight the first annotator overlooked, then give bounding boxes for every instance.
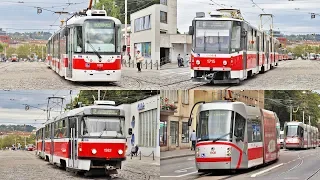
[92,149,97,155]
[196,60,201,65]
[196,148,200,157]
[223,60,228,66]
[118,149,123,155]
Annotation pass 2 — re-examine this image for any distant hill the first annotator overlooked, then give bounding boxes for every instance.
[8,32,52,41]
[0,124,36,132]
[284,34,320,42]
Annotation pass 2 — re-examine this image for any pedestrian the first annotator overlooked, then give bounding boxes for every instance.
[177,54,181,67]
[136,50,144,72]
[190,130,197,151]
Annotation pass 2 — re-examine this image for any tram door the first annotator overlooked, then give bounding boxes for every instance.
[231,113,247,169]
[266,39,270,70]
[242,28,248,79]
[66,28,73,79]
[50,123,54,163]
[69,117,78,168]
[41,129,45,157]
[256,35,260,73]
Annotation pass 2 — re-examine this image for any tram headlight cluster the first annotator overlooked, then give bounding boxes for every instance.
[92,149,97,155]
[118,149,123,155]
[223,60,228,66]
[196,60,201,65]
[196,148,200,157]
[226,147,231,156]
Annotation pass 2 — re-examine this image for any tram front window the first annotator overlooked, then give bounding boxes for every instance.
[194,21,232,54]
[84,19,116,53]
[197,110,233,142]
[81,116,124,137]
[285,125,298,137]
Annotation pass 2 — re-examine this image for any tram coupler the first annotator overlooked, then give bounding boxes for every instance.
[105,165,118,174]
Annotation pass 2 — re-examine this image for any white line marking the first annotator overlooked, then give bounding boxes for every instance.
[176,171,198,177]
[250,163,284,177]
[174,167,194,173]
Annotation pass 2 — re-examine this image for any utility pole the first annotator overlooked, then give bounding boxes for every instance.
[309,116,311,125]
[47,96,65,120]
[290,105,293,122]
[303,110,305,124]
[125,0,128,59]
[42,46,43,60]
[98,90,101,101]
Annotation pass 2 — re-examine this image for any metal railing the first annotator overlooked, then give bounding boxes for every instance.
[127,150,155,161]
[122,59,159,70]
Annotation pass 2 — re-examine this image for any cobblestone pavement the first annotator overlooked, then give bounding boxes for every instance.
[160,59,320,90]
[0,62,160,90]
[0,150,160,180]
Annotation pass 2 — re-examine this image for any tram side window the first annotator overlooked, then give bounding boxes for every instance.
[74,27,83,53]
[234,113,246,141]
[231,22,241,52]
[252,121,261,142]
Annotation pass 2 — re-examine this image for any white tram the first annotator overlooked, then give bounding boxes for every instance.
[284,122,318,149]
[188,101,280,171]
[36,101,131,176]
[46,10,122,82]
[189,9,282,84]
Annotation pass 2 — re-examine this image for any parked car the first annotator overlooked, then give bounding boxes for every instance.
[26,144,35,151]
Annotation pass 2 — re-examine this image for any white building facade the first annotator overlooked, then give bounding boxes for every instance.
[130,0,191,65]
[118,95,160,157]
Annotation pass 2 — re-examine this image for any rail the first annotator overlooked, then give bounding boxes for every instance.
[126,150,155,161]
[121,59,159,70]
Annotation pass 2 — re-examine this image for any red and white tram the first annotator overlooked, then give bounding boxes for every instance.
[46,9,122,82]
[188,9,282,84]
[284,122,318,149]
[188,101,280,171]
[35,101,131,176]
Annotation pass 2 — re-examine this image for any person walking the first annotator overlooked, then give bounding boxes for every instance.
[177,54,181,67]
[190,130,197,150]
[136,50,144,72]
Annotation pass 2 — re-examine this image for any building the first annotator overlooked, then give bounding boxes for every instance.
[0,35,9,45]
[118,95,160,157]
[160,90,264,151]
[130,0,191,65]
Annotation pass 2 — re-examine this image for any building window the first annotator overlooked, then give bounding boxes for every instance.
[134,42,151,58]
[181,122,189,143]
[134,15,151,32]
[160,121,167,146]
[170,121,178,146]
[160,11,167,24]
[160,0,167,5]
[139,109,157,147]
[182,90,189,104]
[161,90,178,103]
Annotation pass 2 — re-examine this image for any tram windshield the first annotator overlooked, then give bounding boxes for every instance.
[194,21,238,54]
[197,110,233,141]
[285,125,298,137]
[81,116,125,137]
[84,19,116,53]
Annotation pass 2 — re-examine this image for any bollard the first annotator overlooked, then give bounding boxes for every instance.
[146,61,148,69]
[131,152,132,159]
[140,151,141,160]
[157,61,159,70]
[151,60,152,69]
[128,59,131,67]
[153,151,154,160]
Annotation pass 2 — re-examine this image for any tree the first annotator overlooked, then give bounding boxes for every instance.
[0,43,3,52]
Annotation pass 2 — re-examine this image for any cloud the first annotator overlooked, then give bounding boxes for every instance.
[177,0,320,34]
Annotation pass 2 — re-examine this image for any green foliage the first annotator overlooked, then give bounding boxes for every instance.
[4,44,46,59]
[95,0,160,23]
[265,90,320,128]
[0,134,36,149]
[0,43,3,52]
[0,125,36,132]
[66,90,159,109]
[287,44,320,57]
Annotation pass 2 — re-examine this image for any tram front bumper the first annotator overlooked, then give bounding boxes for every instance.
[196,160,231,170]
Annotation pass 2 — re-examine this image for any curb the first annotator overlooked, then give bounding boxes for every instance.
[160,153,195,160]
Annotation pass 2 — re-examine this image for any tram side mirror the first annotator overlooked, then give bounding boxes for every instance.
[188,117,192,126]
[189,26,194,35]
[128,128,132,135]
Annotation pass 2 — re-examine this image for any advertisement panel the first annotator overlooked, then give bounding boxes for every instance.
[262,109,278,163]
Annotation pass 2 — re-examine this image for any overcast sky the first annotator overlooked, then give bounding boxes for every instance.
[0,90,79,127]
[177,0,320,34]
[0,0,87,33]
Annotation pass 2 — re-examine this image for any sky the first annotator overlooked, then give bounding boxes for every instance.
[0,90,79,127]
[177,0,320,34]
[0,0,87,33]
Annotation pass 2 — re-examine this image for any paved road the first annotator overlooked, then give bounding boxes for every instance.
[0,150,160,180]
[0,62,160,90]
[160,60,320,90]
[160,148,320,180]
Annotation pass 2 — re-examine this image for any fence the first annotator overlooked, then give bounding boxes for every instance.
[126,150,155,161]
[122,59,159,70]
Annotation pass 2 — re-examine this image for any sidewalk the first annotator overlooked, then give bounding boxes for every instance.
[126,155,160,166]
[160,149,195,160]
[161,63,189,70]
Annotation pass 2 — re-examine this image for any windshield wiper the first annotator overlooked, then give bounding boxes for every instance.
[204,31,207,52]
[212,132,231,142]
[98,128,107,138]
[86,40,102,59]
[218,32,221,51]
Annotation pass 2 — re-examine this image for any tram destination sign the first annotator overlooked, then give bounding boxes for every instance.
[89,21,114,28]
[91,108,120,115]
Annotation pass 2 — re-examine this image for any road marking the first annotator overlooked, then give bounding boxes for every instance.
[187,157,194,160]
[250,163,284,177]
[160,171,198,178]
[174,167,194,173]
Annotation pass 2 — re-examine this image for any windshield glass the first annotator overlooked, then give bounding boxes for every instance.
[285,125,298,136]
[84,19,116,53]
[195,21,232,53]
[81,116,124,137]
[197,110,232,141]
